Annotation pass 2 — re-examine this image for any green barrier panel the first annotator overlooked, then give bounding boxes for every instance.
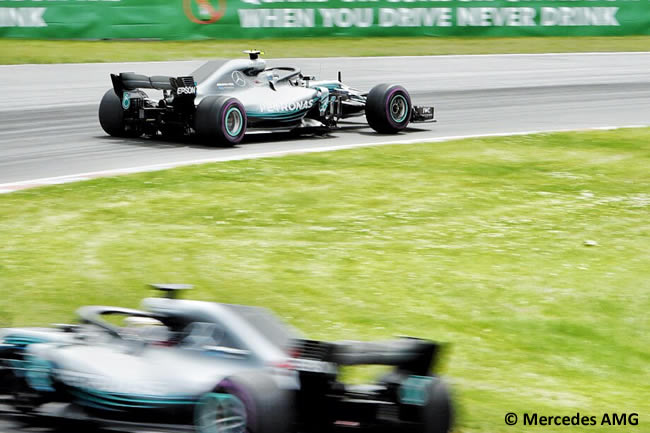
[0,0,648,39]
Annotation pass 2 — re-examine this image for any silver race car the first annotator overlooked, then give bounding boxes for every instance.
[98,51,435,145]
[0,285,453,433]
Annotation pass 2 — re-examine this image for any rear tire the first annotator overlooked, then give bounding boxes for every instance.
[196,372,293,433]
[365,84,412,134]
[98,89,142,138]
[194,392,247,433]
[420,378,454,433]
[195,96,247,146]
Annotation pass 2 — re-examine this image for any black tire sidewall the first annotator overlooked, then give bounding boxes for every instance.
[98,89,126,137]
[194,96,218,142]
[420,378,454,433]
[98,89,141,138]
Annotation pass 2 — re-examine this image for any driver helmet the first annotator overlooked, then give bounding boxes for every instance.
[124,317,170,344]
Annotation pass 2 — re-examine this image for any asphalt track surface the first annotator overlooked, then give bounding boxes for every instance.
[0,53,649,431]
[1,52,649,191]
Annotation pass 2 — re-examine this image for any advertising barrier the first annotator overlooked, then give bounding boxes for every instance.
[0,0,648,39]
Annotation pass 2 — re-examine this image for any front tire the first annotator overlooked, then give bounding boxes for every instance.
[365,84,412,134]
[98,89,141,138]
[195,96,247,146]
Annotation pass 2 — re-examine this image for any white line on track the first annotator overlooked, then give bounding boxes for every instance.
[1,124,647,194]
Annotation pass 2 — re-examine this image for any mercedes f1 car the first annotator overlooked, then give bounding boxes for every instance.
[0,285,453,433]
[98,51,435,146]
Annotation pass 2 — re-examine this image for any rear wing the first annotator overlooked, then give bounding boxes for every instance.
[294,337,442,375]
[109,73,197,107]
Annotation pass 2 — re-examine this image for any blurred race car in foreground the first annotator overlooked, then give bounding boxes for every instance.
[98,50,435,146]
[0,285,453,433]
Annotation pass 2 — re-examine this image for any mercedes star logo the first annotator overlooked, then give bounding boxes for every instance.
[231,71,246,87]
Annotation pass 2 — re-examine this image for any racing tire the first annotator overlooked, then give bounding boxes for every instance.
[365,84,412,134]
[195,96,247,146]
[195,372,293,433]
[420,378,454,433]
[98,89,142,138]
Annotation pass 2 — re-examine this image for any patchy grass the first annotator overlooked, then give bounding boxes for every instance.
[0,128,649,432]
[1,36,649,64]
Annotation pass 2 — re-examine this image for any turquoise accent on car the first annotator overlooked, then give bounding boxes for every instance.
[195,393,247,433]
[24,355,55,392]
[247,111,306,120]
[399,375,434,406]
[69,387,198,410]
[3,336,49,376]
[225,107,243,137]
[73,398,121,412]
[69,390,142,410]
[390,95,409,123]
[122,92,130,110]
[4,335,47,347]
[3,336,50,382]
[8,359,25,378]
[248,110,303,116]
[310,83,341,91]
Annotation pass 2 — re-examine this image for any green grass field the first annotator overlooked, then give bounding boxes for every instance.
[1,36,650,64]
[1,128,649,431]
